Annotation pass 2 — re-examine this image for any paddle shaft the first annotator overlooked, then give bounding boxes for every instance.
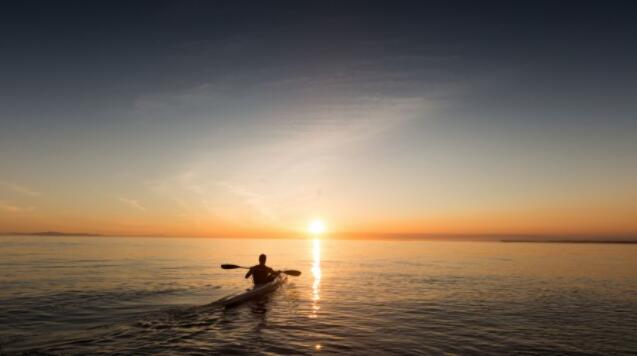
[221,264,301,276]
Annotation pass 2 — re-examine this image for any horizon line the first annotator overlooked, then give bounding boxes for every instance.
[2,230,637,241]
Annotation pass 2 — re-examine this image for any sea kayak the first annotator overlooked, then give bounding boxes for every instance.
[221,273,287,307]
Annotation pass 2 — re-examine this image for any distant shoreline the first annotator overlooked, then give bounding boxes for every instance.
[1,231,103,237]
[501,240,637,244]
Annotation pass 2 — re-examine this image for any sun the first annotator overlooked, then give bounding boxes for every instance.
[308,219,326,235]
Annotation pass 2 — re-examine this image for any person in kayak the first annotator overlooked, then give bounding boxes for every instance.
[245,254,281,284]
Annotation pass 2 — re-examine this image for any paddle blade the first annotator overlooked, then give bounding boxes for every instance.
[283,269,301,277]
[221,264,241,269]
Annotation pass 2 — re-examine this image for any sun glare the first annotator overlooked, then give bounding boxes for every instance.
[308,219,326,235]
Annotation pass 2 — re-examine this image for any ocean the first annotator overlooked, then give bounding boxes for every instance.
[1,235,636,354]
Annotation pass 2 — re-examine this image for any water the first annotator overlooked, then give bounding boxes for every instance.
[1,236,636,354]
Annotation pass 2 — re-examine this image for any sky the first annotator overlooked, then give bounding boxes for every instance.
[1,1,636,238]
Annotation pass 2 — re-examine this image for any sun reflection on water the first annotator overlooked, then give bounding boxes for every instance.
[311,238,321,319]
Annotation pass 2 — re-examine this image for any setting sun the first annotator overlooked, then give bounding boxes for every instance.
[308,219,326,235]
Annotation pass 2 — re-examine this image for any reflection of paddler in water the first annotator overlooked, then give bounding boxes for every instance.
[245,254,281,284]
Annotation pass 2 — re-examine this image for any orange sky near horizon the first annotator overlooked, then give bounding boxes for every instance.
[2,189,636,238]
[2,126,636,239]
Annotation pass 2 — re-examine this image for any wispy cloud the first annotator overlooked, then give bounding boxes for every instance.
[0,181,41,197]
[216,180,277,222]
[118,197,146,211]
[0,201,35,214]
[140,91,434,231]
[135,68,439,231]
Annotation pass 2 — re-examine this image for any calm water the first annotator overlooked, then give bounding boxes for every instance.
[1,236,636,355]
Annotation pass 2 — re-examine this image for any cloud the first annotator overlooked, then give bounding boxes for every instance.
[135,68,439,231]
[216,180,277,222]
[0,181,41,197]
[118,197,146,211]
[0,201,35,214]
[141,93,434,228]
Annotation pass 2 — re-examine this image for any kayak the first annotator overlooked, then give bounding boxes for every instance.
[221,273,287,307]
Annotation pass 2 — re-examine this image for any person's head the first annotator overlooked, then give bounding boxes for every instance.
[258,253,266,265]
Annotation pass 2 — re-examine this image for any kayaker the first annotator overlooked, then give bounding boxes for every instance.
[245,254,281,284]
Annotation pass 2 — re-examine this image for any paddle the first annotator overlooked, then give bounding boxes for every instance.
[221,264,301,277]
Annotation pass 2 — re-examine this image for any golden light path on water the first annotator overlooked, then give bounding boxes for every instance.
[311,238,321,351]
[311,238,321,318]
